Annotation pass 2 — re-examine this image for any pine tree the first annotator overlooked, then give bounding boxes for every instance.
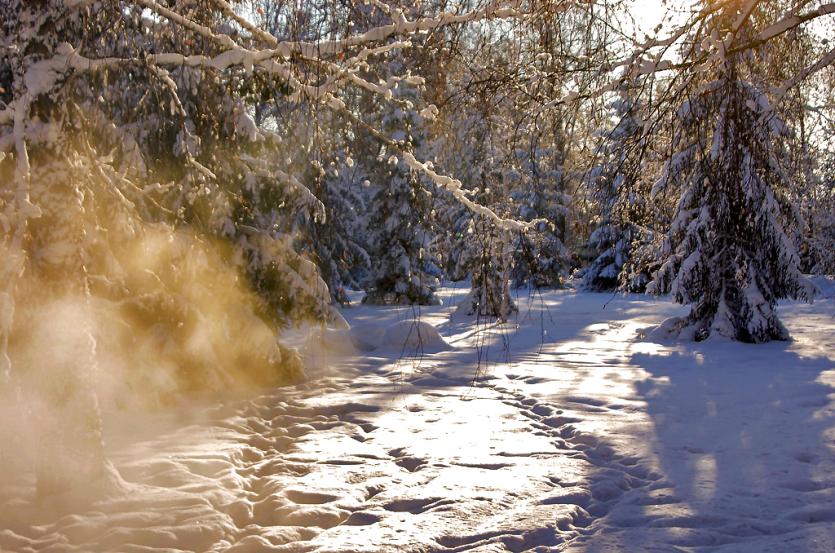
[508,144,570,289]
[364,58,439,305]
[582,95,643,291]
[649,13,813,342]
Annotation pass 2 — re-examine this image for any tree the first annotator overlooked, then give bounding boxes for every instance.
[582,94,643,291]
[648,7,814,342]
[459,217,518,320]
[363,57,439,305]
[508,142,571,289]
[310,152,372,305]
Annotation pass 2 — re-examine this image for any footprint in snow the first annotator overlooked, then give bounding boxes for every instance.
[285,489,340,505]
[384,497,455,514]
[795,450,818,463]
[343,511,382,526]
[395,456,426,472]
[388,448,427,472]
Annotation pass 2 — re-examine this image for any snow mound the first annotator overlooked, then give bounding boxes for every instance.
[345,323,386,352]
[642,316,700,342]
[297,326,367,376]
[379,320,450,353]
[311,328,360,355]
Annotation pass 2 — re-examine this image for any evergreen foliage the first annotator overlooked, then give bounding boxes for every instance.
[582,96,644,291]
[648,16,814,341]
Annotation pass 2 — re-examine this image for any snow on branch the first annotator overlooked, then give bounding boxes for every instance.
[134,0,239,50]
[208,0,279,47]
[136,0,522,61]
[0,0,525,124]
[240,153,326,224]
[616,2,835,80]
[401,152,542,233]
[754,3,835,44]
[2,1,524,141]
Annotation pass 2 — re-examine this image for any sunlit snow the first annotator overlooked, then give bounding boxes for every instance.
[1,283,833,552]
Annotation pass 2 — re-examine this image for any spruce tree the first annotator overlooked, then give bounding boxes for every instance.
[649,12,813,341]
[310,152,372,306]
[459,218,518,320]
[508,145,570,289]
[364,58,439,305]
[364,155,439,305]
[583,96,643,291]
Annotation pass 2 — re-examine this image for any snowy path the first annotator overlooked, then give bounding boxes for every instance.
[1,288,834,552]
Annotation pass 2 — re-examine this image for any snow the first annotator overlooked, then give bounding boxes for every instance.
[377,319,450,353]
[809,275,835,299]
[1,285,834,552]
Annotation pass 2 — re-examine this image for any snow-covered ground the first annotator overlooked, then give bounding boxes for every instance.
[1,284,834,552]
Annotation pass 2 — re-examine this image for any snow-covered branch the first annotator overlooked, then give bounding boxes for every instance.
[401,152,541,233]
[135,0,522,62]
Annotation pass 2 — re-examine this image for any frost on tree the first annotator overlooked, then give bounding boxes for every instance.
[649,22,814,342]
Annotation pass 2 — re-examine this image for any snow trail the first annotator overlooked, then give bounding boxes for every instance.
[1,289,833,552]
